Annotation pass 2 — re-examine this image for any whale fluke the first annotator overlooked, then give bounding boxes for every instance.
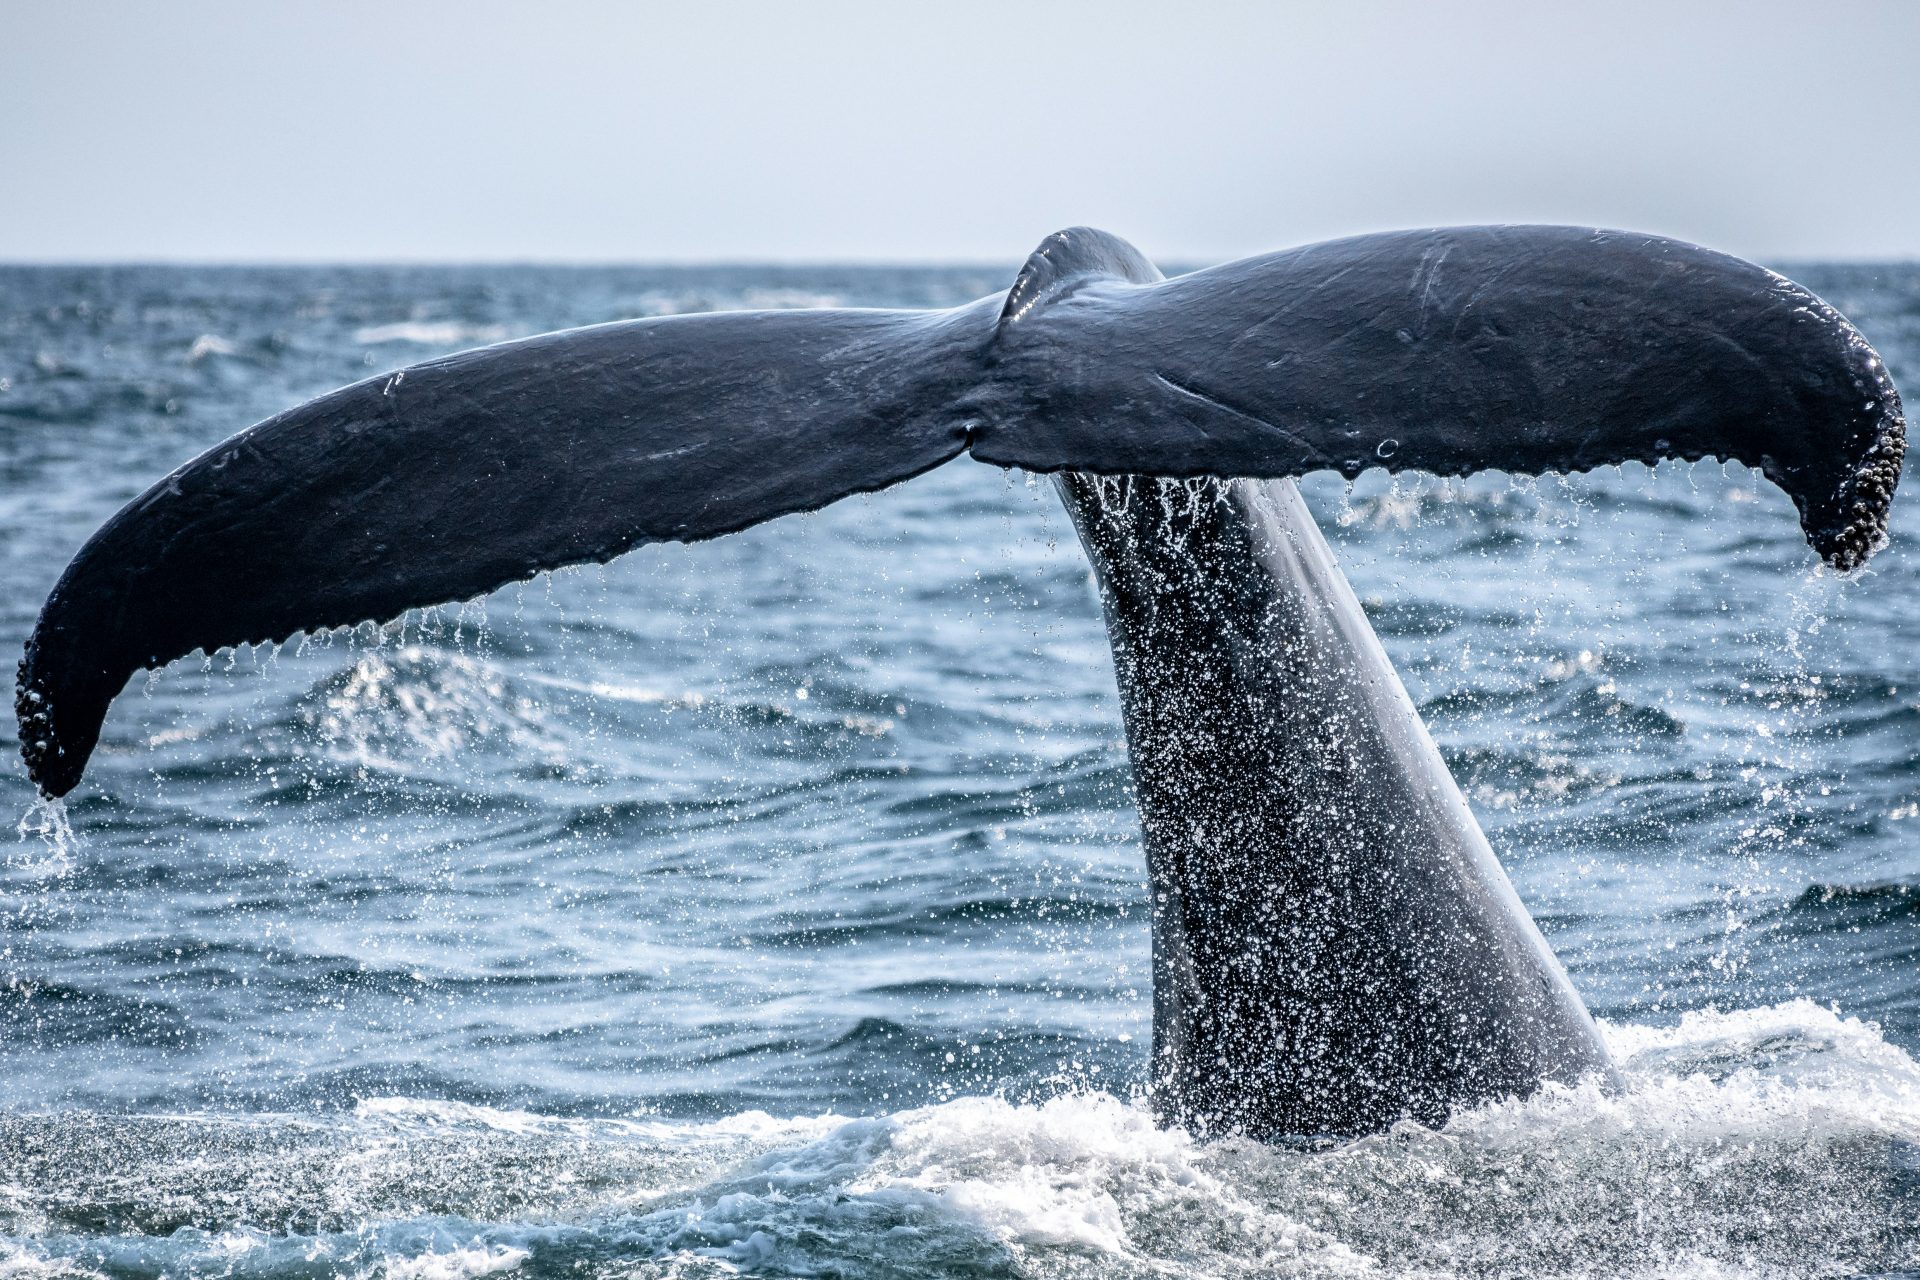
[973,226,1903,572]
[15,306,988,796]
[17,226,1904,807]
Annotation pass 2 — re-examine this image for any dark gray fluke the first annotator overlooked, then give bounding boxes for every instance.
[15,226,1904,1138]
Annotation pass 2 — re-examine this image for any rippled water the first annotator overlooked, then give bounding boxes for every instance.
[1,260,1918,1278]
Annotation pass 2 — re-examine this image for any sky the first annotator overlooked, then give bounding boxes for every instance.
[4,1,1918,264]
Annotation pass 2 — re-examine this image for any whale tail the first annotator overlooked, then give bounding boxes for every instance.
[17,225,1904,796]
[15,304,987,796]
[974,225,1903,572]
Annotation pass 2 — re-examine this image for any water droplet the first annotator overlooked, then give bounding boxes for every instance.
[1376,438,1399,459]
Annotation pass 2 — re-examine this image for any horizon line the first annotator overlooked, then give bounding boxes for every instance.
[4,251,1919,271]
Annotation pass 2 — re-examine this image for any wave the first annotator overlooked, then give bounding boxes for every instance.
[745,892,1137,950]
[1784,879,1920,933]
[2,1002,1917,1279]
[0,979,199,1050]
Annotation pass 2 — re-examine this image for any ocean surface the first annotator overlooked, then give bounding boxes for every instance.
[1,258,1917,1279]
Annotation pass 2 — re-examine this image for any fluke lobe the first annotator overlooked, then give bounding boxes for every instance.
[16,226,1906,1138]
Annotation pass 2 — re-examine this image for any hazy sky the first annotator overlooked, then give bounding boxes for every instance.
[5,1,1918,264]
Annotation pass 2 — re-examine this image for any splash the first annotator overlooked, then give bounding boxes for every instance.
[1,1003,1917,1279]
[10,795,76,878]
[294,646,566,772]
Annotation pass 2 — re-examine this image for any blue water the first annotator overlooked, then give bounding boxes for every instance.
[1,261,1918,1278]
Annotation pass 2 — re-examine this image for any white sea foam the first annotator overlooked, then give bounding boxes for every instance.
[352,1094,841,1145]
[352,322,510,346]
[185,333,237,363]
[382,1244,529,1280]
[0,1241,92,1280]
[626,287,844,318]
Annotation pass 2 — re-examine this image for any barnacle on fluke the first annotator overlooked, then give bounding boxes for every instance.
[1811,386,1905,572]
[1819,431,1905,571]
[15,657,53,792]
[1767,282,1908,572]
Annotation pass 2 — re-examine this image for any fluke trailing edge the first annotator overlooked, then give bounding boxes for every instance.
[15,226,1907,1137]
